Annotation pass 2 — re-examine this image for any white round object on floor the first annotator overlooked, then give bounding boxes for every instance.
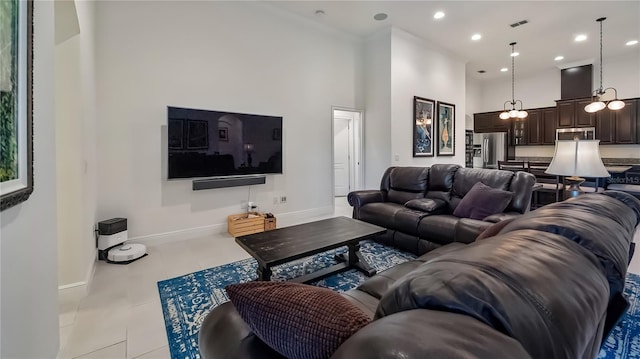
[107,243,147,263]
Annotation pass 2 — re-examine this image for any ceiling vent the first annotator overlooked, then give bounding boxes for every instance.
[510,20,529,28]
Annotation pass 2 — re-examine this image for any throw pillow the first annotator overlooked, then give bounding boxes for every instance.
[453,182,514,220]
[225,281,371,359]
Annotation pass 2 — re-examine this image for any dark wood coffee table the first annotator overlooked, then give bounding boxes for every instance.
[235,216,385,284]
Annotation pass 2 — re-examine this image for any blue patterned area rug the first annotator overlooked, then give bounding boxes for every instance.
[157,240,640,359]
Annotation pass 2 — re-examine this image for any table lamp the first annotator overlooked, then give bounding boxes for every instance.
[545,140,609,198]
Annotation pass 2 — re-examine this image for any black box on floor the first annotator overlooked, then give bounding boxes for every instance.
[98,218,127,235]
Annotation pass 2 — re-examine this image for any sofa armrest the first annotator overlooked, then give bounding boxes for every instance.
[198,301,284,359]
[483,212,521,223]
[454,218,493,244]
[331,309,531,359]
[348,190,385,219]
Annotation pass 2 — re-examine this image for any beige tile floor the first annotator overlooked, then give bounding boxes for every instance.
[58,198,353,359]
[59,197,640,358]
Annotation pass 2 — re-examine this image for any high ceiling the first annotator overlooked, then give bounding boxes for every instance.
[267,1,640,81]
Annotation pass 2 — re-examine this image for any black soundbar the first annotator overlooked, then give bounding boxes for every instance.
[192,176,266,190]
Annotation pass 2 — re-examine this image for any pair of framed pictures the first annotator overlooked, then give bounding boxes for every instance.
[413,96,455,157]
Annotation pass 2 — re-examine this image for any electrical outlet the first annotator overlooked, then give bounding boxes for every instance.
[280,196,287,204]
[248,202,256,211]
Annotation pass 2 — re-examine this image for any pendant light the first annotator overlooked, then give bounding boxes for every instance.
[585,17,625,113]
[499,42,528,120]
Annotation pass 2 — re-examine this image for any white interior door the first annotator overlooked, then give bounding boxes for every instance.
[334,118,350,196]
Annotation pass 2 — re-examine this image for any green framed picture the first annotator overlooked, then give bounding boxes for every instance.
[1,0,34,211]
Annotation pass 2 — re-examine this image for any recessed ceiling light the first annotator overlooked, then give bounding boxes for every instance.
[314,10,325,16]
[575,34,587,42]
[471,34,482,41]
[554,55,564,61]
[500,68,508,72]
[433,11,445,19]
[510,51,520,57]
[373,12,389,21]
[626,40,639,46]
[477,70,486,74]
[373,13,388,21]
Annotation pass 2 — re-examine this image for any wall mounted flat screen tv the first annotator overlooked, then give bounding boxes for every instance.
[167,106,282,179]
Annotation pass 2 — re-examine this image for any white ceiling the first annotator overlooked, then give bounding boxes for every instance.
[267,1,640,81]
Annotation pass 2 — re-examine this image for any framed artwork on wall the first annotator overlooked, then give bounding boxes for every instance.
[218,127,228,141]
[1,0,34,211]
[413,96,435,157]
[168,119,184,149]
[437,101,455,156]
[187,120,209,149]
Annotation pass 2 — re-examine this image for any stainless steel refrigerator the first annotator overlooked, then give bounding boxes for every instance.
[473,132,508,169]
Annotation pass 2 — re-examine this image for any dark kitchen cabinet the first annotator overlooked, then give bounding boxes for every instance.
[526,109,541,145]
[474,111,508,133]
[512,118,527,145]
[542,108,557,144]
[595,99,638,144]
[614,99,638,144]
[556,98,595,128]
[596,108,614,144]
[510,107,555,146]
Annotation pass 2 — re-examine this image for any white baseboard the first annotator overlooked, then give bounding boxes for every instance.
[57,252,97,292]
[129,206,335,246]
[58,281,87,291]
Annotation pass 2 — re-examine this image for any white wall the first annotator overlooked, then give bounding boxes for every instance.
[465,74,481,130]
[55,0,98,287]
[390,28,466,168]
[363,29,392,189]
[0,1,59,357]
[94,1,363,239]
[479,67,561,112]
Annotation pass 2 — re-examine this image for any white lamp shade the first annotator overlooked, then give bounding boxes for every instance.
[584,101,606,113]
[517,110,528,118]
[607,100,626,110]
[499,111,510,120]
[509,109,518,118]
[546,140,609,178]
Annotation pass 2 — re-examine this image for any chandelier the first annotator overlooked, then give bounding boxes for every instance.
[584,17,625,113]
[499,42,528,120]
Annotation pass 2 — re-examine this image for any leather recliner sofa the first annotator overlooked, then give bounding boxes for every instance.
[347,164,536,255]
[198,191,640,359]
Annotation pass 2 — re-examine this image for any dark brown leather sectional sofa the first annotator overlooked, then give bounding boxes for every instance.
[348,164,536,254]
[198,188,640,359]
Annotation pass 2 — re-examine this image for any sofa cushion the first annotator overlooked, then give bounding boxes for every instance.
[425,164,459,203]
[375,229,610,359]
[417,215,460,245]
[450,168,513,211]
[225,281,371,359]
[453,182,513,220]
[357,261,423,299]
[498,194,636,300]
[386,167,429,204]
[359,202,405,229]
[404,198,447,212]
